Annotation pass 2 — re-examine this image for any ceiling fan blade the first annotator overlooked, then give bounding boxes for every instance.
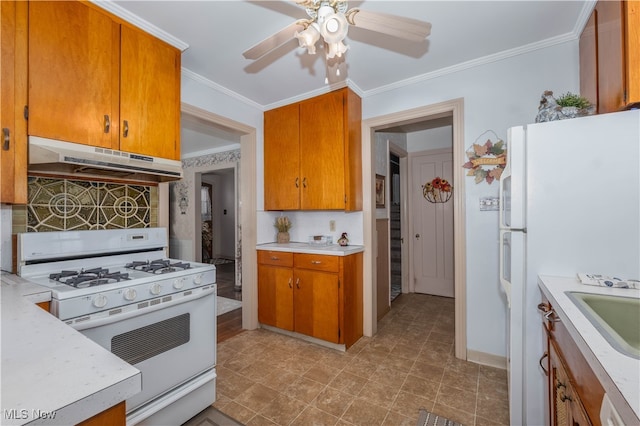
[346,9,431,42]
[243,20,309,60]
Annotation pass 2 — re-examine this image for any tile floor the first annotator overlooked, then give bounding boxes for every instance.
[213,293,509,425]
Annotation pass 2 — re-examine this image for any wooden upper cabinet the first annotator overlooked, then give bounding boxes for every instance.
[264,103,301,210]
[27,0,181,160]
[1,0,28,204]
[119,25,180,159]
[580,0,640,113]
[263,87,362,211]
[28,1,119,149]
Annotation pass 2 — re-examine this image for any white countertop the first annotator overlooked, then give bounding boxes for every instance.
[1,272,141,425]
[257,242,364,256]
[538,275,640,424]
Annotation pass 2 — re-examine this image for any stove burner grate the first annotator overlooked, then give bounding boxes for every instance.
[125,259,191,274]
[49,267,131,288]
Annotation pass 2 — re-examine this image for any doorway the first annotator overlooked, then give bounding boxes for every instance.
[363,98,467,360]
[180,103,258,332]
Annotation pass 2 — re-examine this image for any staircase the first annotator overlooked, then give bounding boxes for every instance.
[390,203,402,300]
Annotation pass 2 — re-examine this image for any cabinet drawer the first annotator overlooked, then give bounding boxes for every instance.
[294,253,339,272]
[258,251,293,267]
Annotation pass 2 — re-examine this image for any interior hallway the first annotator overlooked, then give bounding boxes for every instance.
[213,293,509,425]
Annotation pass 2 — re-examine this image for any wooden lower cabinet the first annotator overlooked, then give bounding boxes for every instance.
[258,250,362,348]
[541,298,604,426]
[76,401,125,426]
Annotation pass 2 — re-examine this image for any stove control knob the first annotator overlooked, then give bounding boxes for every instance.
[123,288,137,301]
[173,278,185,290]
[193,274,203,285]
[150,283,162,295]
[93,294,108,308]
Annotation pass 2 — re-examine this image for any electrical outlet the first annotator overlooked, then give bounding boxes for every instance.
[329,220,336,232]
[479,197,500,211]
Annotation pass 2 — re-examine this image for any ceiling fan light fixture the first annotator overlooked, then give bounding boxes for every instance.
[325,40,348,59]
[294,23,320,55]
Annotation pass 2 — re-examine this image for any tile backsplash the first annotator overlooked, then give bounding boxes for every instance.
[12,176,158,233]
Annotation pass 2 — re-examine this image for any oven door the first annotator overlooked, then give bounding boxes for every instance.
[73,287,216,412]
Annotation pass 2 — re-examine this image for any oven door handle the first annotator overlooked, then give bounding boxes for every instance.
[70,286,216,331]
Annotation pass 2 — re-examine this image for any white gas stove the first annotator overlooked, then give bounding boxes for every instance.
[17,228,217,426]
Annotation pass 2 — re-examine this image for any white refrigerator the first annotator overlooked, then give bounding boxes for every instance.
[498,109,640,425]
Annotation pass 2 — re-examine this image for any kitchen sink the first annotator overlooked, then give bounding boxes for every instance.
[566,292,640,359]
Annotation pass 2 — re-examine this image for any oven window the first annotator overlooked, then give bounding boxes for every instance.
[111,314,190,365]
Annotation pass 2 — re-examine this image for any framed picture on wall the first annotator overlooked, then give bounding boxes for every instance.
[375,174,385,208]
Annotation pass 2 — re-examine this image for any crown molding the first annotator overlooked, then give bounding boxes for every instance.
[90,0,189,51]
[182,69,263,111]
[364,31,578,99]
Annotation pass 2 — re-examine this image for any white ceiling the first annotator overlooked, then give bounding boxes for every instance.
[104,0,592,154]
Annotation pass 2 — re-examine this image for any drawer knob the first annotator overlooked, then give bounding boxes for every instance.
[311,260,322,264]
[270,256,280,261]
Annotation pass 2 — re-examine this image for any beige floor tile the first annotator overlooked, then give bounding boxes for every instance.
[239,360,277,382]
[357,380,401,409]
[234,383,280,412]
[216,367,256,399]
[259,393,310,425]
[219,400,258,424]
[479,364,508,383]
[327,371,368,395]
[340,397,389,426]
[303,364,342,385]
[477,374,508,400]
[282,376,327,403]
[342,358,379,380]
[441,369,479,393]
[410,360,445,382]
[381,410,417,426]
[400,374,440,401]
[389,390,435,415]
[290,406,339,426]
[431,402,475,425]
[476,394,510,425]
[313,387,356,418]
[245,414,278,425]
[435,384,477,414]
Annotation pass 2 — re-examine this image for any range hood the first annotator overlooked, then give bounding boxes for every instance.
[28,137,183,183]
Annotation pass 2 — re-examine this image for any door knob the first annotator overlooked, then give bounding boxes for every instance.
[415,234,420,240]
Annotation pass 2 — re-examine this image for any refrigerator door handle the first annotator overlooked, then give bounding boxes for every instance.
[499,229,512,308]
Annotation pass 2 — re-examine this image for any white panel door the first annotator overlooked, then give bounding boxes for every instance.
[411,149,454,297]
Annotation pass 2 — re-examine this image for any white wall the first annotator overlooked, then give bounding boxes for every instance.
[363,39,580,356]
[407,126,452,152]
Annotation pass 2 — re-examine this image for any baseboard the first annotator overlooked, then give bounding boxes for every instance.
[466,349,507,370]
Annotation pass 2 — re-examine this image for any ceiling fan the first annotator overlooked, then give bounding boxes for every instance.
[242,0,432,61]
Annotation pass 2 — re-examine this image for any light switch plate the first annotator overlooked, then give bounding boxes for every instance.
[329,220,336,231]
[479,197,500,211]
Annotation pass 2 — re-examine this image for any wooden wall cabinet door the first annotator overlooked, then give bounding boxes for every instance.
[263,88,362,211]
[580,0,640,113]
[293,268,340,343]
[257,264,294,331]
[264,103,301,210]
[0,0,28,204]
[119,25,180,160]
[28,0,120,150]
[27,0,181,160]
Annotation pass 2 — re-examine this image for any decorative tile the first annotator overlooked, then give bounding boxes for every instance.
[25,176,155,232]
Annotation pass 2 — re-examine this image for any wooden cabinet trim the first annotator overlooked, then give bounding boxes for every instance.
[547,303,605,425]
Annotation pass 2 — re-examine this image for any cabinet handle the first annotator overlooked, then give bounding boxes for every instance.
[539,351,549,376]
[123,120,129,138]
[295,278,300,289]
[270,256,280,261]
[2,128,9,150]
[103,115,110,133]
[302,177,307,188]
[295,177,299,188]
[544,310,560,323]
[288,278,292,289]
[311,260,322,265]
